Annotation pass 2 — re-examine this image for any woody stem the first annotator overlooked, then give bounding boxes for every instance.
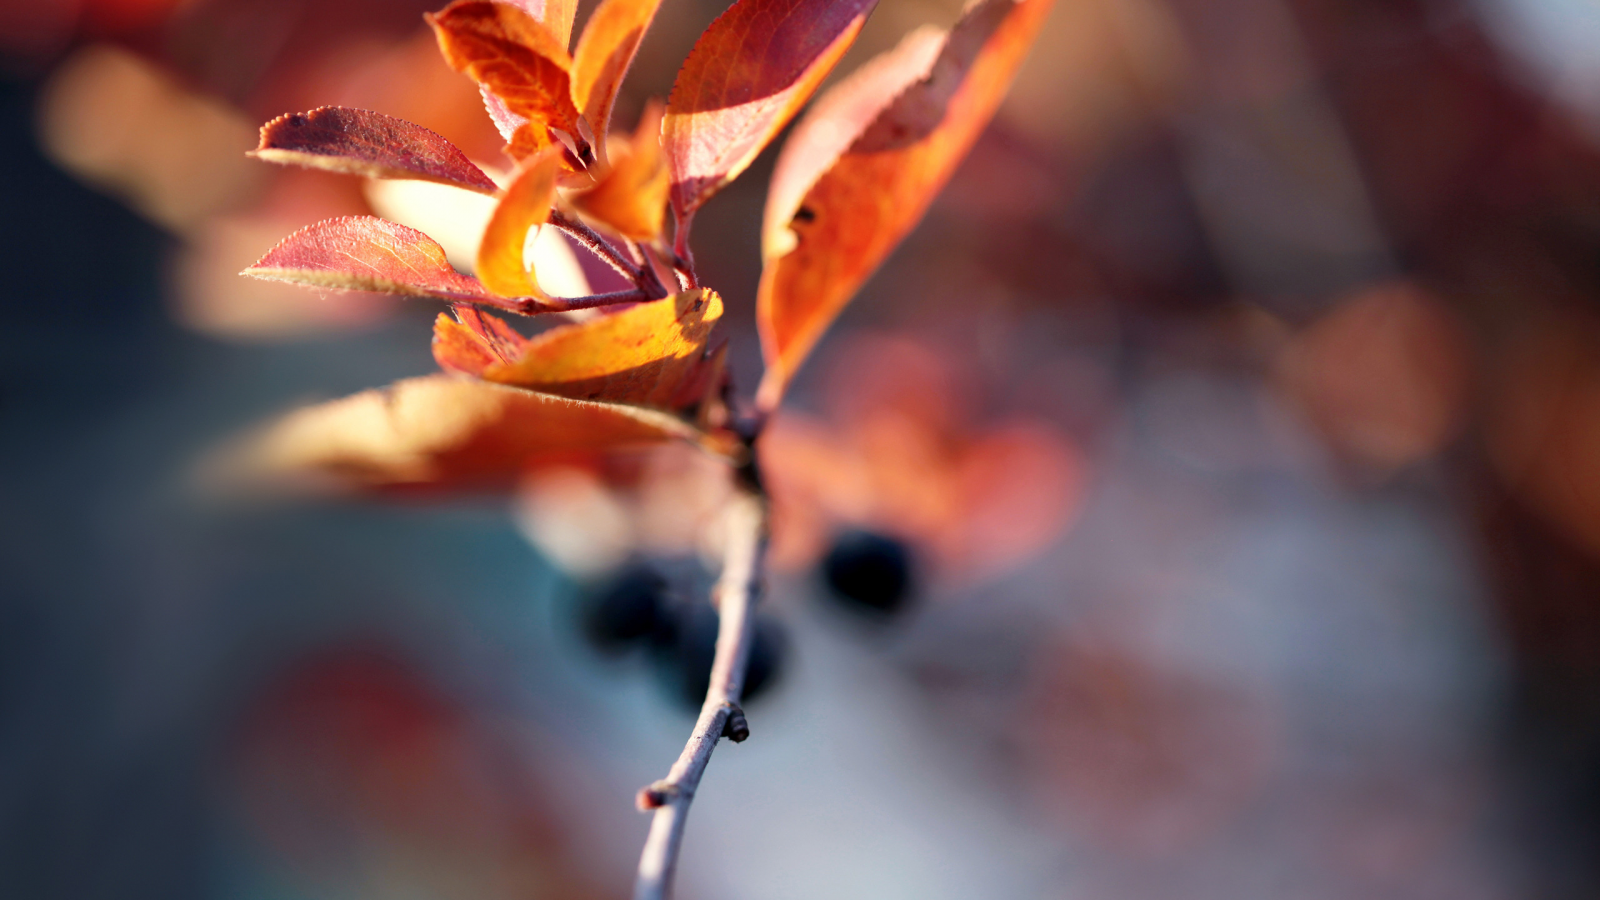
[632,449,767,900]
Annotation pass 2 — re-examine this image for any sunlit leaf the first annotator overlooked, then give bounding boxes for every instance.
[434,288,723,409]
[243,216,494,302]
[428,0,586,160]
[476,149,560,297]
[571,0,663,154]
[250,106,499,194]
[756,0,1054,407]
[663,0,877,221]
[570,101,668,240]
[503,0,578,49]
[760,26,944,259]
[215,374,713,493]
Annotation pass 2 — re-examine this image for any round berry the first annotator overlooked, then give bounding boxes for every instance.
[821,530,913,615]
[581,564,671,652]
[655,606,787,711]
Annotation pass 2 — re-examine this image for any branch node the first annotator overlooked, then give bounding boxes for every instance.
[635,781,679,811]
[722,703,750,743]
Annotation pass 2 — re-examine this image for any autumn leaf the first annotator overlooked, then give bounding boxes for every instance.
[755,0,1054,407]
[759,26,945,260]
[503,0,578,49]
[428,0,586,161]
[476,149,560,297]
[571,0,663,158]
[570,100,669,240]
[435,287,723,409]
[243,216,495,302]
[214,374,717,493]
[250,106,499,194]
[663,0,877,222]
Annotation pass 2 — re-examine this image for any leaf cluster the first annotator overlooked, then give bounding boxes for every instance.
[233,0,1054,491]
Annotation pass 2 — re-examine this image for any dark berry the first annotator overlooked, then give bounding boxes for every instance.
[821,530,913,615]
[581,564,670,652]
[655,605,787,711]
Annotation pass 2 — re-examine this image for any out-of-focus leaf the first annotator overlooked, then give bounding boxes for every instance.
[434,288,723,409]
[570,101,668,240]
[428,0,585,160]
[216,374,711,493]
[476,149,560,297]
[251,106,500,194]
[663,0,877,221]
[755,0,1053,407]
[243,216,495,302]
[571,0,662,154]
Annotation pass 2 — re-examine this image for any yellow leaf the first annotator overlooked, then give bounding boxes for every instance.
[434,288,723,409]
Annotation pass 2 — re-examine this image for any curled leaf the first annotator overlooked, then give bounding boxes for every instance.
[434,287,723,409]
[251,106,500,194]
[476,149,561,297]
[571,0,663,154]
[243,216,493,302]
[214,374,710,493]
[663,0,877,220]
[428,0,585,160]
[756,0,1054,407]
[570,101,668,240]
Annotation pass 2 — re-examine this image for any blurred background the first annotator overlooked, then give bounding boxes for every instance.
[5,0,1600,897]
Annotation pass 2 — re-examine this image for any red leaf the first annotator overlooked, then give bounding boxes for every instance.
[755,0,1054,407]
[251,106,499,194]
[244,216,494,301]
[663,0,877,221]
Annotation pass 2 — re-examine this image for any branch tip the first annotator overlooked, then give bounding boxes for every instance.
[636,781,679,811]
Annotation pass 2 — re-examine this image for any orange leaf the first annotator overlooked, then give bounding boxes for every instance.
[759,26,944,259]
[476,149,560,298]
[214,374,715,493]
[755,0,1053,407]
[504,0,578,49]
[244,216,493,302]
[663,0,877,221]
[250,106,500,194]
[570,0,662,154]
[569,101,668,240]
[434,288,723,409]
[427,0,585,159]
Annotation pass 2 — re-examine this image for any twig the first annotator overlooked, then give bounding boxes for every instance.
[632,466,767,900]
[487,289,653,315]
[549,209,642,282]
[547,289,654,311]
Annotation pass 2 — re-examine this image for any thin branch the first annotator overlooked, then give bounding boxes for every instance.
[547,289,655,311]
[548,209,642,282]
[487,288,653,315]
[633,467,767,900]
